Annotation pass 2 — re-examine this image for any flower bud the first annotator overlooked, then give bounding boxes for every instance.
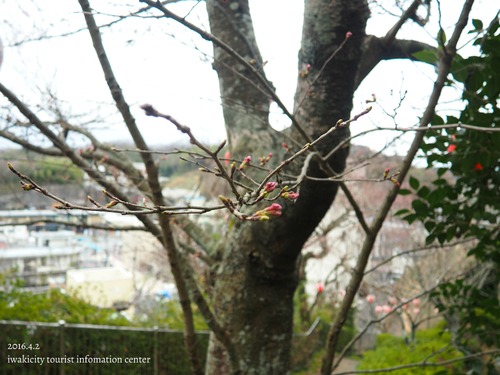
[264,181,278,192]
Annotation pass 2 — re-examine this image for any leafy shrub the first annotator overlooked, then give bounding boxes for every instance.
[358,324,463,374]
[0,280,128,325]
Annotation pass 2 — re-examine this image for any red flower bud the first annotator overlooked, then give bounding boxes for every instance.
[316,283,325,294]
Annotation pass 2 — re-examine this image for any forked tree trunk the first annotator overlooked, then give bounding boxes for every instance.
[204,1,369,373]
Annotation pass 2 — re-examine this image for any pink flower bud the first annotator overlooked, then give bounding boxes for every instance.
[265,203,282,216]
[375,305,384,314]
[382,304,392,314]
[281,191,300,201]
[264,181,278,192]
[412,298,420,307]
[345,31,353,39]
[238,155,252,170]
[366,294,376,304]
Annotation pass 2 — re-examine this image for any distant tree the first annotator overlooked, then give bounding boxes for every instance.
[0,1,496,374]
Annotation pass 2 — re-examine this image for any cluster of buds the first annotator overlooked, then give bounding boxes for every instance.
[281,186,299,201]
[259,152,273,166]
[281,190,299,201]
[374,304,393,314]
[383,167,400,186]
[251,203,283,221]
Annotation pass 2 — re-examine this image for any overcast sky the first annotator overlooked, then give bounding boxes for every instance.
[0,0,493,153]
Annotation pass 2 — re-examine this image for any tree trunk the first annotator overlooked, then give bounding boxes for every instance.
[204,1,369,374]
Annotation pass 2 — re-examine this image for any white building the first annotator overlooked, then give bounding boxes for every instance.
[66,267,134,308]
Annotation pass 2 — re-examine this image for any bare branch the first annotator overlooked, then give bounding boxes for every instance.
[140,0,312,144]
[0,218,145,231]
[357,0,435,87]
[365,238,476,275]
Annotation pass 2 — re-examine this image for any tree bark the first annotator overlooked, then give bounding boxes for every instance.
[205,1,369,374]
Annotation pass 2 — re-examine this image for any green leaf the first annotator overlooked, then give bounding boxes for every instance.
[472,19,483,31]
[412,49,437,65]
[437,29,447,45]
[446,226,457,241]
[424,221,436,232]
[403,213,418,224]
[417,186,430,198]
[412,199,428,216]
[398,189,412,196]
[428,188,447,204]
[394,208,410,216]
[432,114,445,125]
[426,233,436,245]
[409,176,420,190]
